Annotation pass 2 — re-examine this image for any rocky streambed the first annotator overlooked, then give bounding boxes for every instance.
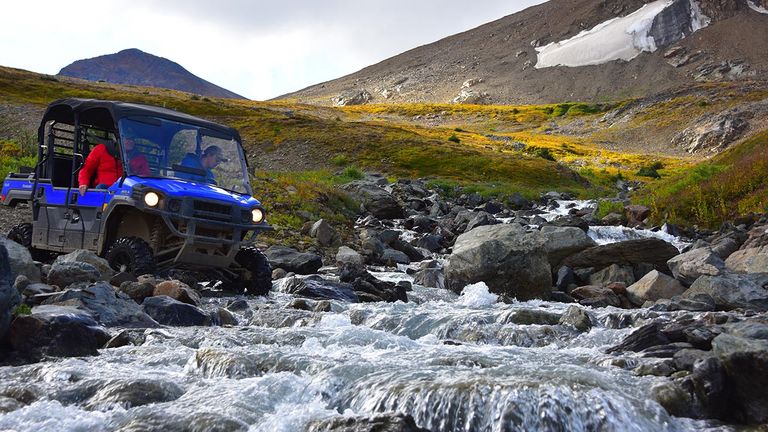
[0,176,767,431]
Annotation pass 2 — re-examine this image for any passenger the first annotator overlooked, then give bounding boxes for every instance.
[122,134,151,176]
[178,145,228,185]
[78,140,123,195]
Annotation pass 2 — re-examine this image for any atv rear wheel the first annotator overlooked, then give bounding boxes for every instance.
[7,223,53,262]
[234,246,272,296]
[106,237,156,276]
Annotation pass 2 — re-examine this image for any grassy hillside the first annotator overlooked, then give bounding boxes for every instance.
[639,130,768,229]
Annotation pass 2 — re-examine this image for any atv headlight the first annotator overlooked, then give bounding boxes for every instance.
[144,191,160,207]
[252,208,264,224]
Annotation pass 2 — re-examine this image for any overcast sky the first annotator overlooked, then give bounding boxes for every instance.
[0,1,545,100]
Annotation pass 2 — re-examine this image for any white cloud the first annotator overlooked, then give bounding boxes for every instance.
[0,1,545,100]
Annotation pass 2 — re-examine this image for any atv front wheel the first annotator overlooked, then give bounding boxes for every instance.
[7,223,53,262]
[106,237,156,275]
[234,246,272,296]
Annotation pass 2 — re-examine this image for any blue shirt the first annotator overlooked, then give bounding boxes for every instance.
[177,153,216,185]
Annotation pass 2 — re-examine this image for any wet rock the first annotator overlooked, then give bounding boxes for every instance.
[505,309,561,325]
[119,281,156,302]
[310,219,340,247]
[416,234,445,253]
[540,226,596,268]
[626,270,687,306]
[673,348,715,371]
[0,237,41,282]
[341,182,404,219]
[550,291,576,303]
[711,333,768,423]
[464,211,497,232]
[403,216,439,233]
[689,356,728,420]
[571,285,621,308]
[0,396,23,413]
[624,205,650,227]
[53,250,115,280]
[85,379,184,409]
[652,381,695,418]
[192,347,263,379]
[5,305,111,361]
[589,264,635,287]
[548,215,589,233]
[336,246,366,281]
[379,248,410,265]
[413,268,445,289]
[390,239,426,262]
[142,296,211,327]
[264,246,323,275]
[306,413,430,432]
[272,268,287,280]
[601,213,624,226]
[607,323,670,354]
[561,238,680,274]
[445,224,551,301]
[667,248,725,286]
[350,273,408,303]
[117,412,248,432]
[47,262,101,289]
[559,305,593,331]
[226,299,249,312]
[0,245,21,339]
[641,342,694,358]
[44,282,158,327]
[215,307,238,326]
[280,275,358,302]
[109,271,137,287]
[153,280,201,306]
[683,273,768,311]
[634,359,676,376]
[555,266,575,291]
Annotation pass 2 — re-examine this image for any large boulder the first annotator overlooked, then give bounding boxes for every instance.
[306,413,429,432]
[5,305,111,361]
[47,262,101,289]
[341,182,404,219]
[726,248,768,274]
[310,220,340,247]
[0,245,21,339]
[589,264,635,287]
[683,273,768,311]
[445,224,551,300]
[279,275,359,302]
[153,280,201,306]
[336,246,366,281]
[43,282,158,327]
[626,270,687,305]
[710,333,768,424]
[624,205,650,227]
[561,238,680,273]
[142,296,211,327]
[540,226,596,268]
[667,247,725,286]
[0,236,40,282]
[264,246,323,275]
[53,250,115,280]
[413,268,445,290]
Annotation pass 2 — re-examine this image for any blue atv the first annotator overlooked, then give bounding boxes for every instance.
[1,98,272,294]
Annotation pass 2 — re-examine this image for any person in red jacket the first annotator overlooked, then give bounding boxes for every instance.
[78,140,123,195]
[123,135,150,177]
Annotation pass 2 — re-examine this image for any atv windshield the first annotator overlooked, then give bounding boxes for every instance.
[118,117,252,195]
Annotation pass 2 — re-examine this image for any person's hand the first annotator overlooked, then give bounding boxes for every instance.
[78,185,87,195]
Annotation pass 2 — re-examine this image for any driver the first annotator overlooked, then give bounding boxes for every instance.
[178,145,228,185]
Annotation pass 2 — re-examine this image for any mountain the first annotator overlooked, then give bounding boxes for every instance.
[279,0,768,106]
[59,48,245,99]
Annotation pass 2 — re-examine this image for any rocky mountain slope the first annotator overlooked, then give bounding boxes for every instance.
[59,48,245,99]
[279,0,768,106]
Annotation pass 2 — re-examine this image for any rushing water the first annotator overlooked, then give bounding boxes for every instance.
[0,200,713,432]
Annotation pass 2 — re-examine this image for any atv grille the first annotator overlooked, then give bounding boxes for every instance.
[192,200,232,222]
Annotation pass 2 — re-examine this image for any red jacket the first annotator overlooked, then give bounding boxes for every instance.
[78,144,124,188]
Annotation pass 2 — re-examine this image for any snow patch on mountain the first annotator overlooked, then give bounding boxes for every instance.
[747,1,768,14]
[535,0,711,69]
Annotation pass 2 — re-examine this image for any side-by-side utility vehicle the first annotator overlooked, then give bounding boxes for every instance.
[1,98,272,294]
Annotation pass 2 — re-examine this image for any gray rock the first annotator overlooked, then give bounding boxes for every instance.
[711,334,768,423]
[332,89,372,106]
[711,237,740,259]
[306,413,430,432]
[0,245,21,340]
[540,226,596,268]
[5,305,111,361]
[119,281,155,302]
[310,219,340,247]
[555,266,575,291]
[47,262,101,289]
[264,246,323,275]
[44,282,158,327]
[673,348,715,371]
[379,248,410,265]
[445,224,551,301]
[683,273,768,311]
[0,237,40,282]
[626,270,687,306]
[561,238,679,273]
[559,305,592,331]
[464,211,497,233]
[390,239,426,262]
[652,382,695,418]
[279,275,358,302]
[341,182,404,219]
[142,296,211,327]
[416,235,444,253]
[504,309,561,325]
[589,264,635,287]
[667,248,725,286]
[571,285,621,308]
[53,250,114,280]
[336,246,366,280]
[726,248,768,274]
[634,359,676,377]
[85,379,184,409]
[413,268,445,289]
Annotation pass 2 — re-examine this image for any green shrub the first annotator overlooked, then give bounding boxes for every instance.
[637,165,661,179]
[12,304,31,317]
[190,95,200,101]
[330,155,349,166]
[448,134,461,143]
[454,127,465,132]
[595,200,625,220]
[535,148,555,161]
[340,166,365,181]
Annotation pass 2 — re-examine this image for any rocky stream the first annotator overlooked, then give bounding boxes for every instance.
[0,176,766,432]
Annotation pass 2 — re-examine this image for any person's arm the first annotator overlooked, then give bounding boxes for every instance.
[78,145,102,195]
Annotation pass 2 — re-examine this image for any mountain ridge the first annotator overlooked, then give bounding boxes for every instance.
[59,48,246,100]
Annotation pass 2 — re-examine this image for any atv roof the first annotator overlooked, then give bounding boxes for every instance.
[40,98,241,141]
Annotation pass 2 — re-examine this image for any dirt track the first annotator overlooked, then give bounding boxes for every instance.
[0,203,31,237]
